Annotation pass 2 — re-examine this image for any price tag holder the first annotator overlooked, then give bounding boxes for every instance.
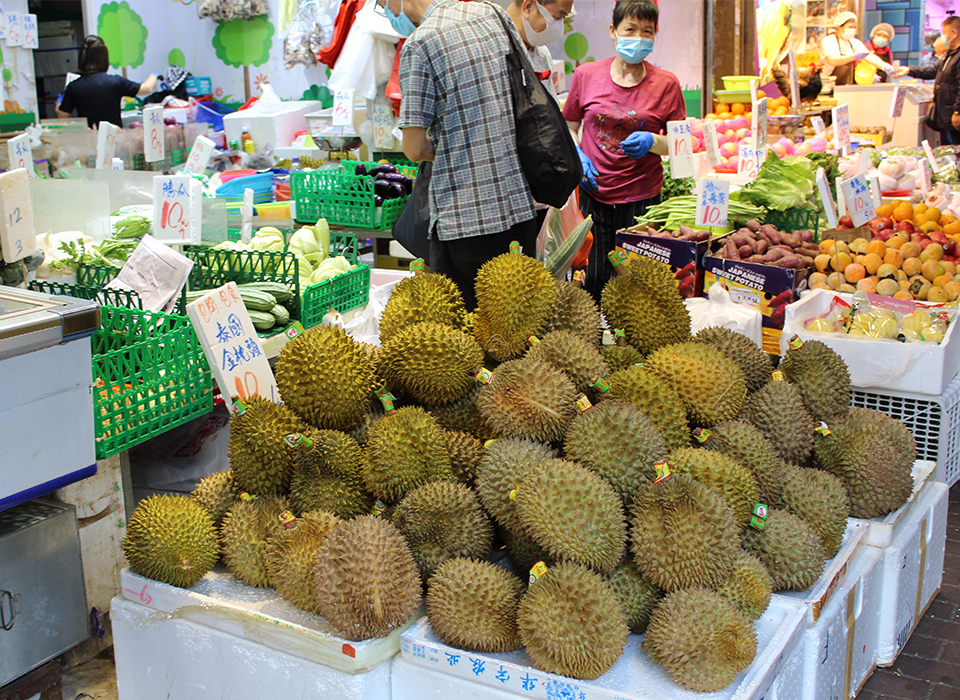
[919,159,931,197]
[153,175,201,245]
[21,13,36,49]
[812,116,826,135]
[695,177,731,228]
[96,122,119,170]
[368,97,394,150]
[702,120,720,166]
[840,174,876,227]
[6,133,32,179]
[890,86,906,118]
[333,88,355,127]
[5,12,20,46]
[922,139,938,172]
[144,106,165,163]
[831,103,851,155]
[816,167,838,229]
[184,134,215,175]
[737,143,761,182]
[0,169,35,261]
[666,120,694,178]
[752,96,768,157]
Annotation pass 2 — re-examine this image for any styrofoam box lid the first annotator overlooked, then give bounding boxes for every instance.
[120,567,423,673]
[400,597,807,700]
[370,268,414,287]
[775,519,869,627]
[222,101,323,122]
[861,459,937,548]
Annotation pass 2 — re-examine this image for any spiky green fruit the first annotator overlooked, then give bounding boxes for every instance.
[695,326,774,393]
[780,339,851,423]
[503,528,556,575]
[697,420,786,504]
[475,438,556,533]
[379,273,466,344]
[668,447,760,527]
[741,508,825,591]
[289,471,374,520]
[296,428,365,481]
[544,280,602,347]
[444,430,485,486]
[604,365,690,450]
[601,344,646,373]
[477,358,577,442]
[220,495,289,588]
[228,396,309,495]
[716,551,773,620]
[778,464,850,557]
[605,557,663,634]
[428,384,493,440]
[526,330,609,394]
[740,380,815,466]
[265,510,340,613]
[191,469,241,528]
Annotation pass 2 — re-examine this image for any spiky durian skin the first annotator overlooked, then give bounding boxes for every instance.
[444,430,485,486]
[475,438,556,533]
[379,273,466,345]
[503,528,556,575]
[426,558,524,653]
[516,459,626,572]
[741,508,825,591]
[289,471,374,520]
[644,587,757,692]
[605,557,663,634]
[695,326,774,394]
[377,322,483,405]
[564,400,667,506]
[220,495,289,588]
[474,252,556,361]
[393,481,494,580]
[630,475,740,592]
[526,330,609,394]
[699,420,786,504]
[604,365,690,451]
[668,447,760,527]
[601,344,646,373]
[363,407,452,503]
[295,428,365,481]
[428,384,493,441]
[716,551,773,620]
[123,495,218,589]
[346,412,382,446]
[600,256,692,355]
[265,510,340,613]
[228,396,309,495]
[191,469,241,528]
[544,281,602,348]
[518,562,629,680]
[645,342,747,427]
[740,380,815,466]
[313,515,421,641]
[275,325,375,430]
[477,358,577,442]
[780,339,851,423]
[778,464,850,557]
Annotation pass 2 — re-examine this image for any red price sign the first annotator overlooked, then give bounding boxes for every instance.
[153,175,199,244]
[143,106,165,163]
[737,143,760,181]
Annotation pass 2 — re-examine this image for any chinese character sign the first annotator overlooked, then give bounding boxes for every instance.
[153,175,201,245]
[737,143,761,182]
[368,98,394,150]
[5,12,20,46]
[752,96,768,155]
[839,174,876,227]
[21,13,36,49]
[333,88,355,127]
[832,104,851,153]
[96,122,119,170]
[184,135,215,175]
[702,120,720,166]
[889,87,906,119]
[695,178,731,228]
[6,133,32,180]
[144,106,165,162]
[666,120,694,178]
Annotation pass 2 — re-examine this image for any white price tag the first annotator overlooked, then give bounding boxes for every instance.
[840,175,876,227]
[368,99,394,150]
[184,134,215,175]
[836,176,846,217]
[919,159,931,197]
[666,120,694,178]
[752,96,768,156]
[64,72,80,87]
[890,86,906,118]
[787,50,801,112]
[144,106,165,163]
[922,139,938,172]
[21,13,36,49]
[96,122,119,170]
[153,175,201,245]
[702,121,720,167]
[0,169,35,261]
[816,167,838,229]
[6,133,32,179]
[737,143,761,182]
[868,174,883,210]
[812,116,826,135]
[333,88,355,127]
[857,149,871,176]
[695,178,731,228]
[241,188,254,243]
[831,104,851,154]
[0,6,7,40]
[4,12,20,46]
[749,79,758,105]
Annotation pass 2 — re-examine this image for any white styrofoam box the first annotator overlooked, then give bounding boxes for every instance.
[875,481,949,666]
[112,595,394,700]
[863,460,937,547]
[766,642,804,700]
[399,597,807,700]
[795,544,884,700]
[776,520,869,627]
[782,288,960,394]
[370,268,413,287]
[223,101,323,152]
[119,567,423,673]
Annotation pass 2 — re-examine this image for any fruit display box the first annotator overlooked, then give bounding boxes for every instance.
[615,230,714,298]
[780,289,960,395]
[397,596,807,700]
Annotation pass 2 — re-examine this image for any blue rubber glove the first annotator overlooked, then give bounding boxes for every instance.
[576,145,599,191]
[621,131,655,158]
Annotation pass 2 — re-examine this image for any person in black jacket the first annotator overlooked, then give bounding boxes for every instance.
[897,16,960,145]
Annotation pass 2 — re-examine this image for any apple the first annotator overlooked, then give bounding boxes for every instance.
[875,228,894,241]
[876,216,894,229]
[735,128,750,140]
[724,129,736,140]
[945,239,957,255]
[930,230,947,244]
[897,221,915,233]
[839,215,854,229]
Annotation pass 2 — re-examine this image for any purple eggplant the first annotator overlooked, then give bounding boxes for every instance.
[378,172,413,195]
[374,179,405,199]
[354,163,368,176]
[368,163,399,177]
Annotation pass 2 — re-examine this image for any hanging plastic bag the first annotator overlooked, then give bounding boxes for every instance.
[283,3,327,69]
[684,283,763,346]
[198,0,268,22]
[536,189,593,280]
[253,83,283,114]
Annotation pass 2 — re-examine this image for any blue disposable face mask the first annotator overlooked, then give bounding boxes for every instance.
[384,0,416,37]
[616,35,655,64]
[873,36,889,48]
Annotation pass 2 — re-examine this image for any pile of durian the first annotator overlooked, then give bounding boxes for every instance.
[122,250,917,693]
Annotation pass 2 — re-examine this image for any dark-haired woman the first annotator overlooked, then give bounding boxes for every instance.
[55,36,157,127]
[562,0,685,301]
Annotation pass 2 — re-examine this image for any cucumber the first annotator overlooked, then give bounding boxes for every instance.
[270,304,290,325]
[237,281,294,304]
[238,288,277,311]
[248,309,275,331]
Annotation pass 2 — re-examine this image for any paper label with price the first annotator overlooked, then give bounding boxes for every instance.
[840,175,876,227]
[0,6,7,39]
[702,120,720,166]
[868,173,882,209]
[890,86,906,118]
[184,134,215,175]
[752,96,768,155]
[0,169,36,262]
[831,104,851,153]
[811,116,826,135]
[4,12,19,46]
[737,143,761,182]
[144,106,165,163]
[6,133,32,179]
[333,88,355,127]
[695,178,731,228]
[922,139,938,171]
[96,122,119,170]
[368,98,394,150]
[666,120,694,178]
[21,13,36,49]
[919,159,931,197]
[816,167,838,229]
[153,175,201,245]
[187,281,279,413]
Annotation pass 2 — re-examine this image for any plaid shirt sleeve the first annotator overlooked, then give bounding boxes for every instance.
[398,41,437,130]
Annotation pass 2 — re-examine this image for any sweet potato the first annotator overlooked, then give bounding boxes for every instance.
[730,232,754,247]
[746,254,767,263]
[781,232,801,248]
[745,220,762,232]
[773,255,802,268]
[738,244,754,258]
[800,230,814,243]
[755,239,769,255]
[765,248,789,262]
[760,225,781,244]
[723,239,741,260]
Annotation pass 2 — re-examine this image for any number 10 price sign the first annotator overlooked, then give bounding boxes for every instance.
[696,178,731,228]
[153,175,202,245]
[144,106,165,163]
[666,120,694,178]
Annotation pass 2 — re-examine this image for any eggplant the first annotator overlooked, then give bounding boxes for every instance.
[378,172,414,195]
[374,195,384,206]
[374,179,406,199]
[368,163,399,177]
[354,163,368,176]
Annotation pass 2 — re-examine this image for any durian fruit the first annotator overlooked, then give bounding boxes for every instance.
[644,587,757,692]
[740,380,815,466]
[220,495,289,587]
[426,558,524,653]
[228,396,310,495]
[778,464,850,557]
[813,407,916,518]
[477,358,577,442]
[191,469,241,528]
[741,508,825,591]
[604,365,690,451]
[379,272,466,344]
[313,515,421,640]
[646,342,746,427]
[461,311,476,337]
[668,447,760,527]
[601,344,645,372]
[346,412,382,446]
[630,475,740,591]
[697,420,786,504]
[564,400,667,505]
[515,459,626,572]
[289,470,374,520]
[475,438,556,533]
[600,256,691,355]
[694,326,774,393]
[428,384,493,440]
[363,407,452,503]
[444,430,485,486]
[296,428,365,481]
[518,562,629,680]
[392,480,494,579]
[356,341,379,366]
[526,330,609,394]
[605,557,663,634]
[265,510,340,613]
[275,326,375,430]
[123,495,218,588]
[543,280,602,348]
[474,251,556,361]
[715,551,773,620]
[503,528,556,575]
[377,322,484,405]
[780,339,851,423]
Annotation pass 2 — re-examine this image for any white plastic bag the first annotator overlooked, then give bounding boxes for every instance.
[254,83,284,115]
[684,283,763,347]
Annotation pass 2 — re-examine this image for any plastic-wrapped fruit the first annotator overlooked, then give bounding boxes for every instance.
[873,317,898,339]
[806,318,835,332]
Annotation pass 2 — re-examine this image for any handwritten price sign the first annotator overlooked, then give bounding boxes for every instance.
[696,178,731,228]
[832,103,851,154]
[153,175,201,245]
[21,13,36,49]
[0,6,7,40]
[816,167,838,229]
[96,122,118,170]
[332,88,355,127]
[4,12,20,46]
[184,134,215,175]
[702,121,720,166]
[666,120,694,178]
[0,168,36,262]
[890,86,906,119]
[6,133,32,180]
[737,143,761,182]
[143,106,165,163]
[368,99,394,150]
[752,96,768,157]
[840,174,876,227]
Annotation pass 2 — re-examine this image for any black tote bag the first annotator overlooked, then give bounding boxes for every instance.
[390,160,432,260]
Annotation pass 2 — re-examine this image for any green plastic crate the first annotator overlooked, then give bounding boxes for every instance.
[92,306,212,459]
[28,280,144,309]
[290,169,410,230]
[301,233,368,327]
[765,207,820,240]
[340,160,418,179]
[171,149,185,166]
[77,263,188,315]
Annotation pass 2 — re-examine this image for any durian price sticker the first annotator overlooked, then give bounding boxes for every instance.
[529,561,548,585]
[692,427,711,444]
[653,461,670,483]
[666,120,694,178]
[186,281,279,413]
[750,504,768,531]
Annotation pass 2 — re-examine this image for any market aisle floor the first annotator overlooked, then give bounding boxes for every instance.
[57,483,960,700]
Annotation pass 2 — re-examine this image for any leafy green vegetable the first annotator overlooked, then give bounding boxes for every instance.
[635,196,765,229]
[660,161,695,199]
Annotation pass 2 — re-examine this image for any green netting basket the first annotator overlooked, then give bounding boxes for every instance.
[77,263,188,315]
[28,280,144,309]
[765,207,820,241]
[340,160,418,179]
[290,169,410,229]
[301,233,369,327]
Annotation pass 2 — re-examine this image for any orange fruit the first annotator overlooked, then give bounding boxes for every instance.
[831,251,853,272]
[809,271,830,289]
[844,263,866,284]
[827,272,843,290]
[820,239,836,255]
[920,221,942,234]
[730,102,746,115]
[883,248,904,268]
[943,220,960,236]
[839,283,857,294]
[934,273,954,289]
[893,203,914,222]
[876,263,899,279]
[815,254,832,273]
[928,286,948,302]
[900,278,912,290]
[886,234,907,250]
[942,215,958,226]
[850,238,869,255]
[945,280,960,301]
[704,113,718,121]
[900,242,921,259]
[943,261,957,276]
[902,257,923,277]
[862,252,883,275]
[894,290,915,300]
[920,244,945,261]
[856,278,877,293]
[914,203,929,218]
[877,278,901,296]
[925,208,942,223]
[922,258,946,281]
[866,239,887,257]
[876,204,895,218]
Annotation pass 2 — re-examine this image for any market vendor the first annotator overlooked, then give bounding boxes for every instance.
[55,36,158,128]
[866,23,895,83]
[562,0,685,302]
[820,12,894,86]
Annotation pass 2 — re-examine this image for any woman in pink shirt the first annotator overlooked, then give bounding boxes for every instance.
[562,0,686,301]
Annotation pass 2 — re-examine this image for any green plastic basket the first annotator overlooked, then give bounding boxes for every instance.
[340,160,418,179]
[77,263,188,315]
[171,149,185,166]
[765,207,820,240]
[92,306,212,459]
[28,280,145,309]
[301,233,369,327]
[290,169,410,229]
